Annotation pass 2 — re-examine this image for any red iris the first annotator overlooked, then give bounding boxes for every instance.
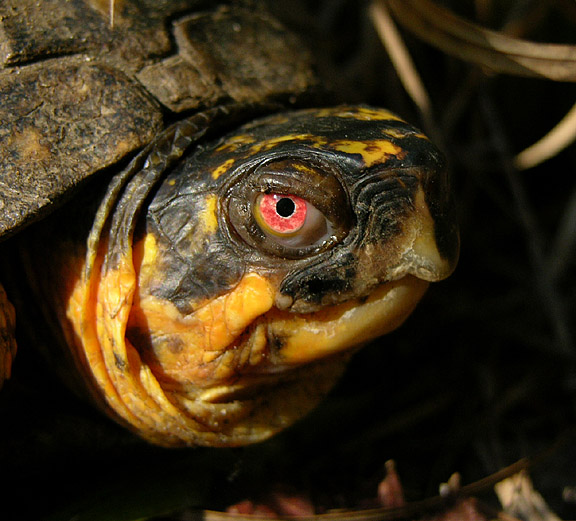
[257,194,307,234]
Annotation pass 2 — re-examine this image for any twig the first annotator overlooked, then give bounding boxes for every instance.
[385,0,576,81]
[200,459,530,520]
[514,101,576,169]
[547,179,576,282]
[109,0,115,28]
[369,0,441,142]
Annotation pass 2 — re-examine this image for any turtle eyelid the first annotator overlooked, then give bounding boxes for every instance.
[225,158,352,260]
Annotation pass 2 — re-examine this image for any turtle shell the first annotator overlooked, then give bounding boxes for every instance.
[0,0,318,239]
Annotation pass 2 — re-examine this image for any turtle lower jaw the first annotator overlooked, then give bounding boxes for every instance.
[187,355,351,447]
[251,274,430,370]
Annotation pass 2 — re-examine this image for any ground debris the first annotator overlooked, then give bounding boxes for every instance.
[203,460,537,521]
[420,498,489,521]
[496,471,563,521]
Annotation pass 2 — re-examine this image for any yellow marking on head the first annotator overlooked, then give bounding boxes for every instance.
[248,133,329,155]
[290,162,320,175]
[352,107,403,121]
[215,134,256,153]
[211,158,235,180]
[131,232,160,290]
[311,106,403,122]
[382,127,428,140]
[139,233,159,267]
[245,134,404,167]
[331,139,403,167]
[199,194,219,234]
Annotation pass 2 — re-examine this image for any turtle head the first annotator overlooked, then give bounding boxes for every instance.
[207,106,458,365]
[68,105,458,446]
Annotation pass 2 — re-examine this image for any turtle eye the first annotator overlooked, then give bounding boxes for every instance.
[254,193,332,248]
[225,158,351,259]
[256,194,307,235]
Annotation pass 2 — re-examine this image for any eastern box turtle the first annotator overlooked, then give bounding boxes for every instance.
[0,0,458,448]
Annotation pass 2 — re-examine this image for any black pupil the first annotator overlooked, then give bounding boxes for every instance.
[276,197,296,218]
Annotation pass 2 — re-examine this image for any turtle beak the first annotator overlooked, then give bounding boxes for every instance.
[396,184,459,283]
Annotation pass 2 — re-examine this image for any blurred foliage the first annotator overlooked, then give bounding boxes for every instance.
[1,1,576,520]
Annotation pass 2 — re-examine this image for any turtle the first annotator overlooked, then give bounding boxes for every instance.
[0,0,459,448]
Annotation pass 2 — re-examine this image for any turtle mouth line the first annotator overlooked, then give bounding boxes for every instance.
[198,275,429,404]
[245,274,430,371]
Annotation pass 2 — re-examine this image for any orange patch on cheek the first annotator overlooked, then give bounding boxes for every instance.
[128,272,276,386]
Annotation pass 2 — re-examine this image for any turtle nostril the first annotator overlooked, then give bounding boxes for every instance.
[275,293,294,310]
